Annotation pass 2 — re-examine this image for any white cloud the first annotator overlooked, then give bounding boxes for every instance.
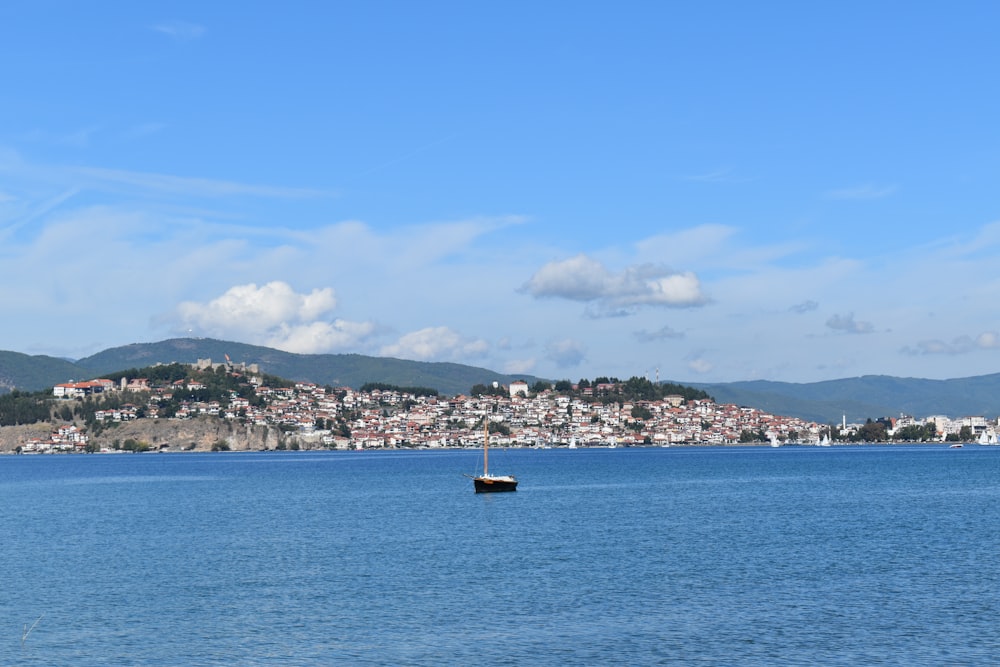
[826,313,874,334]
[177,282,336,329]
[825,184,897,200]
[790,300,819,314]
[902,331,1000,356]
[902,339,962,355]
[632,224,807,274]
[153,21,206,41]
[633,326,684,342]
[380,327,489,362]
[10,141,1000,383]
[687,357,713,374]
[681,166,755,184]
[503,358,537,375]
[169,281,376,353]
[521,254,708,315]
[545,338,586,368]
[978,332,1000,349]
[21,126,101,149]
[121,123,167,141]
[0,188,80,243]
[73,165,330,199]
[265,320,377,354]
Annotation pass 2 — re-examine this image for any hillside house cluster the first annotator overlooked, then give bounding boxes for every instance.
[50,369,828,449]
[21,424,89,453]
[52,379,117,398]
[44,364,1000,451]
[843,413,1000,441]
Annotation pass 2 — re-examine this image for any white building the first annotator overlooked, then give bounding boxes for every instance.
[509,380,529,398]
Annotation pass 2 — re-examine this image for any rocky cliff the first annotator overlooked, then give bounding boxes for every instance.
[0,417,326,453]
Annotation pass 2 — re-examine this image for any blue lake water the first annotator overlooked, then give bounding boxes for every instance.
[2,445,1000,665]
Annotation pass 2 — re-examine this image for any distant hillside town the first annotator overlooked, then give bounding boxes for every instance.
[8,359,998,453]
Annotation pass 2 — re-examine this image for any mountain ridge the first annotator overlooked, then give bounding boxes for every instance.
[0,338,542,398]
[2,338,999,421]
[689,373,1000,423]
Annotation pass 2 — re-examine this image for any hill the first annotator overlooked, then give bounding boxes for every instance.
[691,374,1000,423]
[0,351,90,393]
[0,338,541,397]
[4,338,1000,421]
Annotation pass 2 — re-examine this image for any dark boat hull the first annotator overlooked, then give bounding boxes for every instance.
[473,477,518,493]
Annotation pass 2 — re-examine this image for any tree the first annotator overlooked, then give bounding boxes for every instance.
[470,383,505,397]
[623,376,658,401]
[488,421,510,436]
[857,419,888,442]
[0,390,53,426]
[359,382,438,397]
[894,424,936,442]
[631,405,653,420]
[121,438,151,452]
[739,429,767,443]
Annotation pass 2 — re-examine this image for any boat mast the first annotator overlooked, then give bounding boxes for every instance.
[483,418,489,476]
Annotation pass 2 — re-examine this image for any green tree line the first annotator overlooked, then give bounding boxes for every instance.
[0,390,53,426]
[512,376,713,404]
[359,382,439,397]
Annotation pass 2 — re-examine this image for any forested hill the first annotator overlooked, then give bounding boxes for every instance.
[4,338,1000,421]
[690,374,1000,423]
[0,338,541,397]
[0,351,84,394]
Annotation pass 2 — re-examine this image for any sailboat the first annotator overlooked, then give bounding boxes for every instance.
[470,419,517,493]
[818,434,831,447]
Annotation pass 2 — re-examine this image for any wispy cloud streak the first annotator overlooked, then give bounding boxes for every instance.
[73,166,333,199]
[153,21,206,41]
[902,332,1000,356]
[825,184,897,200]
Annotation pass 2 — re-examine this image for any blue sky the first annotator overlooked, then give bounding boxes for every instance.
[3,2,1000,384]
